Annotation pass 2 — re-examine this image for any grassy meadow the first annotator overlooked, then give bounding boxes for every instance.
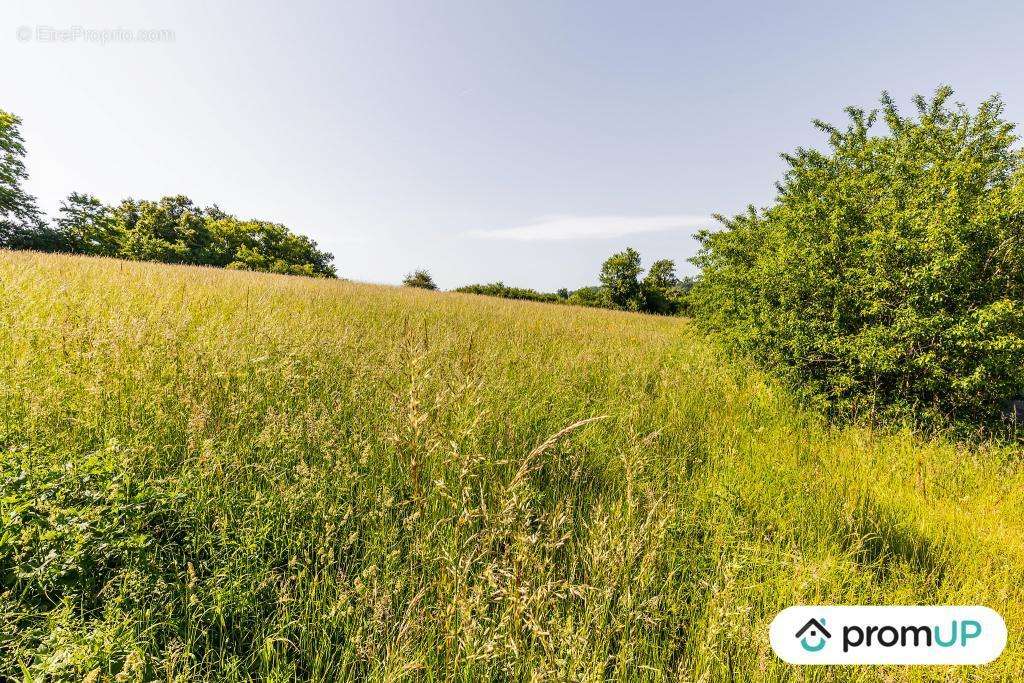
[2,251,1024,681]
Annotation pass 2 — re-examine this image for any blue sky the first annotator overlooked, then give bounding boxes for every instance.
[6,1,1024,290]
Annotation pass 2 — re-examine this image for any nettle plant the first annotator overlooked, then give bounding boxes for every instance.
[691,87,1024,429]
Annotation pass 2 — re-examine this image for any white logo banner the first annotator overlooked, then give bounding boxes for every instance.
[770,606,1006,665]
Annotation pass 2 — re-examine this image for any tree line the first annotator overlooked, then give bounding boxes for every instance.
[1,109,336,277]
[404,247,694,316]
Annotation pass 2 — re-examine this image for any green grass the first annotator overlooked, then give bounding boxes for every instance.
[2,251,1023,681]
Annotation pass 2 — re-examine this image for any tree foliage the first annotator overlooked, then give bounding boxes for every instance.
[0,109,52,250]
[642,259,690,315]
[599,247,644,310]
[55,193,120,256]
[451,251,689,315]
[690,87,1024,427]
[594,249,689,314]
[403,269,438,290]
[209,214,337,277]
[115,196,214,264]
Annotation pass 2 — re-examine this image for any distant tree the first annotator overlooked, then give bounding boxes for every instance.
[55,192,121,256]
[556,287,569,300]
[599,247,644,310]
[674,276,696,316]
[114,195,214,264]
[403,269,438,290]
[641,258,681,315]
[0,108,60,251]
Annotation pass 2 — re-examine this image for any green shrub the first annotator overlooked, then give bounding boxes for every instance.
[691,87,1024,428]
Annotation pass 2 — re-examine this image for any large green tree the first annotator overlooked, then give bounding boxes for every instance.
[691,87,1024,427]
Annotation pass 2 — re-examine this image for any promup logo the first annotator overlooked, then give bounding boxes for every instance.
[795,618,831,652]
[770,606,1006,665]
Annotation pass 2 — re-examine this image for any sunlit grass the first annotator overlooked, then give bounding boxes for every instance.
[1,251,1022,681]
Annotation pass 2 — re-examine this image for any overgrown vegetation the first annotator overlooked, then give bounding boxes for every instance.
[0,108,336,277]
[691,87,1024,429]
[3,252,1024,679]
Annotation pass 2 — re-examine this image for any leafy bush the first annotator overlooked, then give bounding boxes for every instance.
[691,87,1024,427]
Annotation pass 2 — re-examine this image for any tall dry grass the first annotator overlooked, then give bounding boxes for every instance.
[1,251,1022,681]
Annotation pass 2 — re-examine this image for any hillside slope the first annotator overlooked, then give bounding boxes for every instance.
[2,252,1022,681]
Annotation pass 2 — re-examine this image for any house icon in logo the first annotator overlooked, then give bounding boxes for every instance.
[795,618,831,652]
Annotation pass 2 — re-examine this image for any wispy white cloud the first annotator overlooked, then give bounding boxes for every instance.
[465,214,710,241]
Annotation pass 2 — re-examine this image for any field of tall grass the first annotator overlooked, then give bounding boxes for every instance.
[2,251,1023,681]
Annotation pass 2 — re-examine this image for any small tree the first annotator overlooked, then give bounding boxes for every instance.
[403,269,438,290]
[641,258,681,315]
[599,247,643,310]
